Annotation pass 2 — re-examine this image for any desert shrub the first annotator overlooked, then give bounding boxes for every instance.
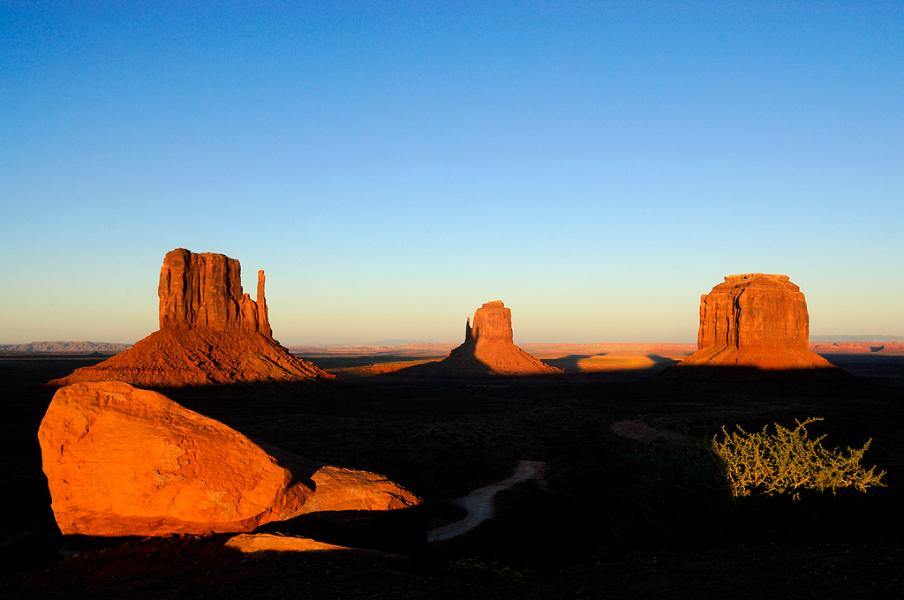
[712,417,886,500]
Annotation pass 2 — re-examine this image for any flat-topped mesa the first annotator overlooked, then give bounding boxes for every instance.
[158,249,271,336]
[50,248,330,386]
[698,274,806,350]
[680,273,832,369]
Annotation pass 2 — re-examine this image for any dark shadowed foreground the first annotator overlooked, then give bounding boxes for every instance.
[1,353,902,598]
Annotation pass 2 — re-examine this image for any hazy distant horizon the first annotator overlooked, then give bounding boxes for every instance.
[5,334,904,350]
[3,3,902,343]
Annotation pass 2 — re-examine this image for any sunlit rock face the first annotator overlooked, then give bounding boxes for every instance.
[679,274,832,369]
[158,248,272,336]
[436,300,561,375]
[39,382,420,537]
[50,248,330,386]
[225,534,351,554]
[470,300,514,342]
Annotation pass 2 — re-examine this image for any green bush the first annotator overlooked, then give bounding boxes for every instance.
[712,417,886,500]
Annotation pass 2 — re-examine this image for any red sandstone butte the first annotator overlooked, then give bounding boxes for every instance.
[39,382,419,537]
[158,249,273,336]
[433,300,561,375]
[679,273,832,370]
[51,248,330,386]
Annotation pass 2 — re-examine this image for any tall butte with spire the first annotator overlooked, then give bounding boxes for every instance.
[157,249,273,336]
[52,248,330,387]
[422,300,561,376]
[678,273,832,370]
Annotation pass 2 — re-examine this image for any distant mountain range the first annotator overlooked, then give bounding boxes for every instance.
[0,341,133,354]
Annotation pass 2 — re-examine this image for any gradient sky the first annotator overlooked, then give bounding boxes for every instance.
[2,1,902,345]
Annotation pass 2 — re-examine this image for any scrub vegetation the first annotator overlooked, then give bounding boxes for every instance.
[712,417,887,500]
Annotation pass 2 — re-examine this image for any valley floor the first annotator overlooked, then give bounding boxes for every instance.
[1,353,902,598]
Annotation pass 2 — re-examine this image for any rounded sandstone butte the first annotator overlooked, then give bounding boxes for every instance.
[427,300,561,376]
[51,248,330,386]
[679,273,833,369]
[39,382,420,537]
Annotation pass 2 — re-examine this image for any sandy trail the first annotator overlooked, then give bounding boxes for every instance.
[427,460,545,543]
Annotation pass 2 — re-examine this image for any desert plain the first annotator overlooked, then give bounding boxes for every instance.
[1,257,903,598]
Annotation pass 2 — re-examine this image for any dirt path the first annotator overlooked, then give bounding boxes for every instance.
[427,460,546,543]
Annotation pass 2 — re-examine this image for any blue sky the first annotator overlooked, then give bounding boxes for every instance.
[2,1,902,344]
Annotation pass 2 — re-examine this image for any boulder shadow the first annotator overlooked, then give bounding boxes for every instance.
[253,505,426,556]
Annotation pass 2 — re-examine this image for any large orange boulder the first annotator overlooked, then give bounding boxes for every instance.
[418,301,560,376]
[679,274,832,369]
[51,249,330,386]
[39,382,419,537]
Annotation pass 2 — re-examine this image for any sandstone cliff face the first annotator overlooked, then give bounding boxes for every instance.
[39,382,419,537]
[158,249,272,336]
[51,248,329,386]
[425,301,560,376]
[469,300,514,342]
[680,274,832,369]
